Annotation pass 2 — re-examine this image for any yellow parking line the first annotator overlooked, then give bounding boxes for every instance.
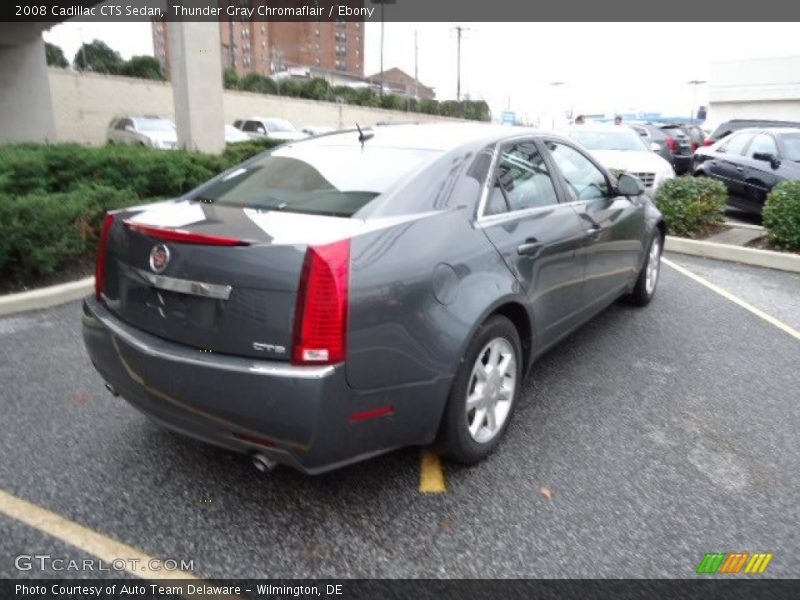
[0,488,197,580]
[419,449,447,493]
[662,258,800,342]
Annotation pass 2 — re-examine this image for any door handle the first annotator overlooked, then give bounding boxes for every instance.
[584,224,602,241]
[517,238,543,256]
[735,166,744,172]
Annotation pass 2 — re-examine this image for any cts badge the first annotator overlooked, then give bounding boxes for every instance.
[149,244,170,273]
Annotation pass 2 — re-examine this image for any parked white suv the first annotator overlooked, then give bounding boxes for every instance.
[233,117,307,142]
[564,123,674,194]
[107,116,177,150]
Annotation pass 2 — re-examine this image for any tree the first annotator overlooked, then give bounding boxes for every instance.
[300,78,331,101]
[240,72,277,94]
[120,56,164,80]
[73,40,123,74]
[223,68,240,90]
[45,42,68,68]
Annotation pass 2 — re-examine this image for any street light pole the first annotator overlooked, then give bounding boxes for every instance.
[549,81,565,129]
[687,79,706,124]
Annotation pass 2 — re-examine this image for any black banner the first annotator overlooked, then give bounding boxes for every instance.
[3,579,800,600]
[3,0,800,22]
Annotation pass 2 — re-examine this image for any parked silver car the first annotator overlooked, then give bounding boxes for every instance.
[107,116,178,149]
[233,117,307,142]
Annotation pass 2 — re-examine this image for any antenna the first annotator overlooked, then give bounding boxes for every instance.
[355,123,374,146]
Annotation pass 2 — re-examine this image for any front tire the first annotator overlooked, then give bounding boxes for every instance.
[627,231,662,306]
[438,315,522,465]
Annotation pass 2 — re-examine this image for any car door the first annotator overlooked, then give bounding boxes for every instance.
[477,138,588,350]
[740,132,781,212]
[542,138,645,310]
[709,131,754,200]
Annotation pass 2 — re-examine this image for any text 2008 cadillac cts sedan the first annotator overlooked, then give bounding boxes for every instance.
[83,124,665,474]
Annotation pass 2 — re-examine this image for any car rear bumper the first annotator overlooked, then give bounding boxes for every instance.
[82,298,451,474]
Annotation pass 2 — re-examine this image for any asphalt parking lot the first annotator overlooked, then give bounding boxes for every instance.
[0,254,798,580]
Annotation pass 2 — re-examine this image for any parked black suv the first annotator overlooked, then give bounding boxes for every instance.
[630,122,693,175]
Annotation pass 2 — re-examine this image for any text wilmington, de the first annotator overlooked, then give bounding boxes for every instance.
[171,3,375,18]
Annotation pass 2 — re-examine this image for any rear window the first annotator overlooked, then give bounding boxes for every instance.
[192,144,441,217]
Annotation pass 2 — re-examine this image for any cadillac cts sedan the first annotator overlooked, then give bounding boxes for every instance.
[83,124,665,474]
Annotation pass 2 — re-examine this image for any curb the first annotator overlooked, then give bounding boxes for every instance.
[723,221,764,232]
[665,236,800,274]
[0,277,94,317]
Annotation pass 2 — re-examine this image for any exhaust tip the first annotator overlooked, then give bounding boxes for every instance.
[252,454,277,473]
[104,382,119,397]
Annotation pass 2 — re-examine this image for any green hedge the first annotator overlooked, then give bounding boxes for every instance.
[763,180,800,250]
[653,176,727,238]
[0,140,281,285]
[223,70,492,122]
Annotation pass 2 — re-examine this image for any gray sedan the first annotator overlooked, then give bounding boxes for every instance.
[82,124,665,474]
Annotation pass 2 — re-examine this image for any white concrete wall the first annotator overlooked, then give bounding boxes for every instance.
[708,100,800,125]
[0,37,56,144]
[47,69,461,146]
[708,55,800,125]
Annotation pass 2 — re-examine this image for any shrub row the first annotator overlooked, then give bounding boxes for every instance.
[763,180,800,250]
[654,175,800,250]
[653,176,727,238]
[0,139,280,199]
[225,70,492,122]
[0,139,281,284]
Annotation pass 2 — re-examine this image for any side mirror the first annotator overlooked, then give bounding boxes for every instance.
[124,125,135,133]
[650,142,662,152]
[617,173,646,197]
[256,126,266,135]
[752,152,781,168]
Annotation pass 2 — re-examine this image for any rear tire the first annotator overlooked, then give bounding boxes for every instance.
[438,315,522,465]
[626,231,662,306]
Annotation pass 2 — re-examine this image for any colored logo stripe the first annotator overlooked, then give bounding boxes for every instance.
[696,552,773,574]
[745,553,773,574]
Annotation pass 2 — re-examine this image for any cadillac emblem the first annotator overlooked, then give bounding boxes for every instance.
[149,244,170,273]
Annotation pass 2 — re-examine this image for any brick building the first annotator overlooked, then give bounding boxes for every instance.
[152,13,364,79]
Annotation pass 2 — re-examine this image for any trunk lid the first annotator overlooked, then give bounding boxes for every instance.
[101,200,366,361]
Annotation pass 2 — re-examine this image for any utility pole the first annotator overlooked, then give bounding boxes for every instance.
[414,29,419,101]
[452,26,470,102]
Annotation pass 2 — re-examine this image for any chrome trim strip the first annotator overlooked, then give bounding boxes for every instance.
[132,267,232,300]
[89,301,335,380]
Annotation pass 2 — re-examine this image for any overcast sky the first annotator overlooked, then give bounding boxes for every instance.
[45,21,800,124]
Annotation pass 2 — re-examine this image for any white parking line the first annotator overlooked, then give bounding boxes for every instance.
[662,257,800,342]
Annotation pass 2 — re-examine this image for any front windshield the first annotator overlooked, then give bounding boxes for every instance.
[136,119,175,133]
[781,133,800,161]
[570,129,648,152]
[193,144,441,217]
[265,120,296,133]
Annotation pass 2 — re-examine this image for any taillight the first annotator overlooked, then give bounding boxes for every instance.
[666,136,676,153]
[123,221,249,246]
[292,239,350,365]
[703,138,715,147]
[95,213,115,300]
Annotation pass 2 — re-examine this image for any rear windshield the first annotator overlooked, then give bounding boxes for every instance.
[193,145,441,217]
[135,119,175,132]
[569,130,648,152]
